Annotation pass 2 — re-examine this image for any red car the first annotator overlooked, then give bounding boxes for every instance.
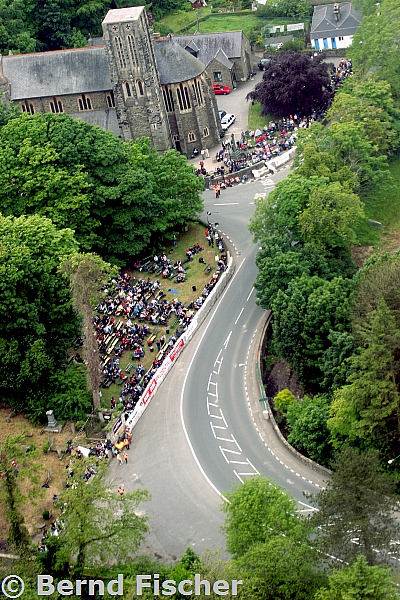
[213,84,231,95]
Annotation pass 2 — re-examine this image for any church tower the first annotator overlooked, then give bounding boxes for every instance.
[102,7,171,151]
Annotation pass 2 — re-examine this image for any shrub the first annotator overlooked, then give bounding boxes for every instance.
[274,388,295,413]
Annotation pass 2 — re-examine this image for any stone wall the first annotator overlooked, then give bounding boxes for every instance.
[206,57,233,88]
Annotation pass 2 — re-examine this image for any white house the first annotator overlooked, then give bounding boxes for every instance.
[310,2,362,51]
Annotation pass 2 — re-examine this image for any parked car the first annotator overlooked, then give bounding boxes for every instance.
[258,58,270,70]
[213,84,231,95]
[220,113,236,131]
[219,110,227,121]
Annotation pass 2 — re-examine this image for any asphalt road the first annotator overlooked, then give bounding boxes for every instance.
[108,172,328,563]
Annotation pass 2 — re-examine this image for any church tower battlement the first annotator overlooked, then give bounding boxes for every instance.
[102,7,171,151]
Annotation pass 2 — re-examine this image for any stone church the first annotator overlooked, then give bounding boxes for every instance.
[0,6,226,156]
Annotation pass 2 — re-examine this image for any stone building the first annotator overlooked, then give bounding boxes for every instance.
[172,31,252,88]
[0,6,221,156]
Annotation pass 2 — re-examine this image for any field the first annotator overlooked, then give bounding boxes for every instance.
[156,6,211,32]
[157,9,294,38]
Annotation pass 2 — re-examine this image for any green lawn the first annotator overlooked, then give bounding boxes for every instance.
[354,153,400,248]
[156,6,211,33]
[183,13,273,37]
[248,100,278,131]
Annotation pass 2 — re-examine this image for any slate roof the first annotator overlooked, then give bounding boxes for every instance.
[265,35,294,46]
[173,31,244,66]
[310,2,362,39]
[211,48,234,70]
[153,37,205,84]
[2,47,112,100]
[88,36,104,47]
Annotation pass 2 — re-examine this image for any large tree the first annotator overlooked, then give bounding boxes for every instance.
[247,51,331,117]
[0,213,83,421]
[272,274,354,389]
[328,300,400,457]
[55,460,150,577]
[307,446,400,566]
[221,477,306,559]
[0,113,204,264]
[233,538,325,600]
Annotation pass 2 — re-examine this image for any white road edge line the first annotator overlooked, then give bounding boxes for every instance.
[180,257,246,502]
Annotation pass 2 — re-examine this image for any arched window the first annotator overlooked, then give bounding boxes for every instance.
[49,97,63,114]
[127,35,138,67]
[106,90,115,108]
[195,79,203,105]
[203,127,209,138]
[177,86,184,111]
[114,35,126,69]
[188,132,196,142]
[184,86,191,109]
[137,80,144,96]
[78,94,92,111]
[124,81,132,98]
[21,100,35,115]
[163,86,174,113]
[177,83,191,112]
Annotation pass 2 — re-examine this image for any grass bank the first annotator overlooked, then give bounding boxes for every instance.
[248,100,277,131]
[354,153,400,251]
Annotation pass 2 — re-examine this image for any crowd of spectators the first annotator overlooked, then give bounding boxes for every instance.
[85,240,229,417]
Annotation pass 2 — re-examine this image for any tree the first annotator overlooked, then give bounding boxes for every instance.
[286,394,333,467]
[307,446,400,566]
[247,51,331,117]
[61,253,116,410]
[321,330,358,392]
[56,460,150,576]
[351,251,400,330]
[272,274,354,389]
[314,555,397,600]
[0,113,204,264]
[220,477,306,559]
[233,538,326,600]
[328,300,400,455]
[273,388,295,413]
[0,213,81,421]
[327,76,400,154]
[295,121,390,190]
[297,180,364,251]
[349,0,400,103]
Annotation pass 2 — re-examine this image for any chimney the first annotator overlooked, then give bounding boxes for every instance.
[333,3,341,21]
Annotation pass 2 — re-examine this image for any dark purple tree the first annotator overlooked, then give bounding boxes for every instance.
[247,51,333,117]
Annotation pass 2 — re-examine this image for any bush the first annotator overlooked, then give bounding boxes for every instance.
[42,441,51,454]
[42,510,50,520]
[75,420,85,431]
[274,389,295,413]
[286,394,333,466]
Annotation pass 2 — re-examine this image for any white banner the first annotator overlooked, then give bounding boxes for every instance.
[286,22,304,31]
